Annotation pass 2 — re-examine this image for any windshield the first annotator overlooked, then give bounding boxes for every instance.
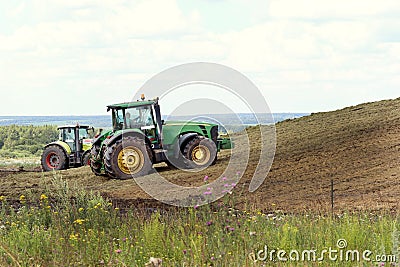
[59,128,75,142]
[79,128,95,139]
[113,105,154,130]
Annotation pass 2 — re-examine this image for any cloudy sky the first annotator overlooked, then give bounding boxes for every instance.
[0,0,399,115]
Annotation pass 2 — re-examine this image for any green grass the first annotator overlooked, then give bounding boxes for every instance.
[0,174,398,266]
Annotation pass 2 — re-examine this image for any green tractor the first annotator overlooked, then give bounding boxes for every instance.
[90,95,232,179]
[41,125,95,171]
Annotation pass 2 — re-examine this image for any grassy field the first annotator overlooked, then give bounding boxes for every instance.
[0,173,398,266]
[1,98,400,266]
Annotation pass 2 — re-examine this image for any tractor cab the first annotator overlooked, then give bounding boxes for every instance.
[58,125,94,152]
[107,97,163,148]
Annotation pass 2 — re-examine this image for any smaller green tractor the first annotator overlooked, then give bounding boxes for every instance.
[41,125,95,171]
[90,95,232,179]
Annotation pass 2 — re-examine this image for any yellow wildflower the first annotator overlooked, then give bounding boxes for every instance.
[69,233,79,241]
[73,219,85,225]
[40,194,48,201]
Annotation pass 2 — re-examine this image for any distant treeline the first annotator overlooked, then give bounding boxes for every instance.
[0,125,58,158]
[0,113,309,127]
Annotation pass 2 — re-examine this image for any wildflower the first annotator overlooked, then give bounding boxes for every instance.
[73,219,85,225]
[236,171,241,176]
[115,249,122,254]
[224,184,230,187]
[194,205,199,209]
[0,196,5,201]
[249,231,257,236]
[19,195,26,203]
[225,226,235,231]
[222,176,227,181]
[231,183,236,187]
[203,175,209,182]
[40,194,48,201]
[69,233,79,241]
[211,256,215,261]
[203,191,212,195]
[78,208,84,212]
[183,249,187,255]
[206,221,213,226]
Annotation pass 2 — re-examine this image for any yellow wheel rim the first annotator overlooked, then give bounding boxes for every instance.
[191,145,211,166]
[117,146,144,175]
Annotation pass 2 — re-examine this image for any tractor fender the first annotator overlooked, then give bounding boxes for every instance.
[92,135,103,147]
[106,129,152,148]
[44,141,71,155]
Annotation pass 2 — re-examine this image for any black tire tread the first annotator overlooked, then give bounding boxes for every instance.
[104,136,153,179]
[90,145,102,175]
[182,136,217,168]
[41,145,68,171]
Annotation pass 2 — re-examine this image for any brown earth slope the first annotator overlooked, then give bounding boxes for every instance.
[1,98,399,213]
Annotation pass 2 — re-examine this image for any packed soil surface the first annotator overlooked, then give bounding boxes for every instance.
[1,98,400,213]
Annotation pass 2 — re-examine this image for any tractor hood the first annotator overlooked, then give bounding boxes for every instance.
[163,120,216,127]
[161,120,219,146]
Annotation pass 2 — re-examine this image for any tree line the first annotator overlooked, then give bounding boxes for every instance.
[0,125,58,158]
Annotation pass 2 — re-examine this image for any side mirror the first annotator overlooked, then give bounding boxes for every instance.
[161,120,165,125]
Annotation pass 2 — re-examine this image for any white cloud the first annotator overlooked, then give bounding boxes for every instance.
[0,0,399,115]
[268,0,400,19]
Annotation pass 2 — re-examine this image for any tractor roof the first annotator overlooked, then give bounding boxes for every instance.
[107,100,156,110]
[57,125,92,130]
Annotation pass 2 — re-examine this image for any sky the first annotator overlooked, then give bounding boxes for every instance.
[0,0,399,116]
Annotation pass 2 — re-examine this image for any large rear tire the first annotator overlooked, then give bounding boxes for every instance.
[41,145,68,171]
[104,136,153,179]
[183,136,217,169]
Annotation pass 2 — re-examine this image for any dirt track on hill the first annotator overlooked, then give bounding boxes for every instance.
[1,98,400,213]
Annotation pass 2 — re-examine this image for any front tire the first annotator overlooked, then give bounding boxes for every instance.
[183,136,217,169]
[41,145,68,171]
[104,136,153,179]
[90,145,102,176]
